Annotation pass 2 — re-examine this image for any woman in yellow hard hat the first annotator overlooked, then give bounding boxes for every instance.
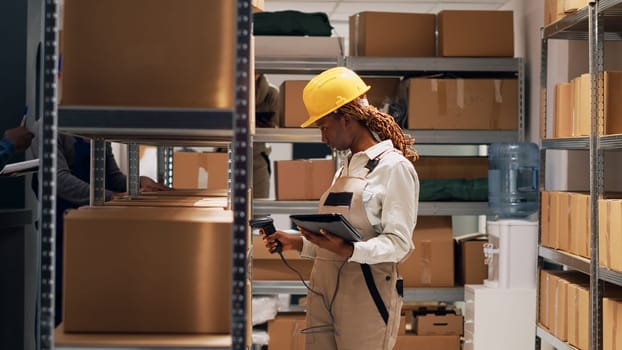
[263,67,419,350]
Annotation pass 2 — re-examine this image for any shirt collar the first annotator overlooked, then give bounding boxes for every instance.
[362,140,395,160]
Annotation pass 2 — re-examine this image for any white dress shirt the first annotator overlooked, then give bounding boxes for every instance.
[301,140,419,264]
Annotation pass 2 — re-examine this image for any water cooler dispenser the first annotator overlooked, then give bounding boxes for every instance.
[464,143,539,350]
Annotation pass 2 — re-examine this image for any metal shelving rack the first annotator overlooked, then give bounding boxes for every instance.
[538,1,622,349]
[252,56,525,304]
[40,1,253,349]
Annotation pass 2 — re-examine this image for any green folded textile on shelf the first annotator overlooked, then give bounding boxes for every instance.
[419,178,488,202]
[253,10,333,36]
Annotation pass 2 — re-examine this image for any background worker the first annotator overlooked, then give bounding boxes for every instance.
[262,67,419,350]
[253,73,279,198]
[0,126,34,168]
[31,132,169,325]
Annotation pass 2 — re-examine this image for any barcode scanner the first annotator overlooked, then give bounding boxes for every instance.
[249,217,283,253]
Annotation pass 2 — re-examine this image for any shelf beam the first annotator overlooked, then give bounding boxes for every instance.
[599,267,622,286]
[252,281,464,302]
[539,246,590,275]
[253,200,488,216]
[541,137,590,150]
[346,57,521,73]
[536,326,578,350]
[58,107,234,144]
[254,128,518,145]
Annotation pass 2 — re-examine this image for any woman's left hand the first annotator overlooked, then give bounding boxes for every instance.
[299,226,354,259]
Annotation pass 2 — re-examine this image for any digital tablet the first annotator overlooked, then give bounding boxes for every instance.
[289,213,362,242]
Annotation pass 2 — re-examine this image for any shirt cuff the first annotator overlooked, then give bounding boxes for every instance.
[348,242,365,263]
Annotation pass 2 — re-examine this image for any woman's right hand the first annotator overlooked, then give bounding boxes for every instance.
[261,229,303,253]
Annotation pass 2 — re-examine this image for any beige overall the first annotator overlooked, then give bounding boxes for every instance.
[305,160,402,350]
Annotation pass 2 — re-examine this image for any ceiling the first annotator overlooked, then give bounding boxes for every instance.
[263,0,513,38]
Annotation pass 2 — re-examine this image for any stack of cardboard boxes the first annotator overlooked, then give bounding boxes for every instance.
[539,270,622,350]
[278,10,519,131]
[540,191,591,258]
[394,305,462,350]
[63,203,234,334]
[544,0,590,26]
[551,72,622,138]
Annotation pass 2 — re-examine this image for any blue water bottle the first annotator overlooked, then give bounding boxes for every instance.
[488,142,539,219]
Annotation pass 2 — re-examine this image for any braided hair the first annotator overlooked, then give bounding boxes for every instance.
[339,99,419,166]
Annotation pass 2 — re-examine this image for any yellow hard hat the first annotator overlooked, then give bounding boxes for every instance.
[301,67,371,128]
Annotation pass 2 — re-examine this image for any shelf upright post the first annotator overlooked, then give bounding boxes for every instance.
[540,31,549,141]
[127,143,140,196]
[89,139,107,206]
[518,57,526,142]
[232,0,252,348]
[588,2,605,350]
[157,146,174,187]
[38,0,60,349]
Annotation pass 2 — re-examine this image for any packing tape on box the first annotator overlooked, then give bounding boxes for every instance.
[456,79,465,110]
[493,80,508,129]
[420,240,432,285]
[435,80,448,117]
[305,161,314,199]
[494,80,503,104]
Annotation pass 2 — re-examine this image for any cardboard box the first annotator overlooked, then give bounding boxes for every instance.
[568,72,622,136]
[554,82,573,138]
[438,10,514,57]
[61,0,235,108]
[553,278,570,340]
[279,81,310,128]
[349,12,436,57]
[555,192,571,253]
[406,78,518,130]
[544,0,564,26]
[572,74,591,136]
[63,206,233,333]
[106,196,228,209]
[172,151,228,190]
[415,314,463,336]
[275,159,335,200]
[538,270,550,330]
[394,334,460,350]
[268,313,306,350]
[600,199,611,269]
[400,217,454,287]
[603,298,622,350]
[566,282,589,349]
[549,271,590,341]
[570,193,590,258]
[140,188,229,197]
[564,0,589,13]
[414,157,488,180]
[540,191,552,248]
[363,77,401,109]
[252,235,313,280]
[600,199,622,271]
[455,234,488,285]
[255,36,343,58]
[604,72,622,135]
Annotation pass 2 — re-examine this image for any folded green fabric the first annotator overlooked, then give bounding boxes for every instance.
[419,178,488,201]
[253,10,333,36]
